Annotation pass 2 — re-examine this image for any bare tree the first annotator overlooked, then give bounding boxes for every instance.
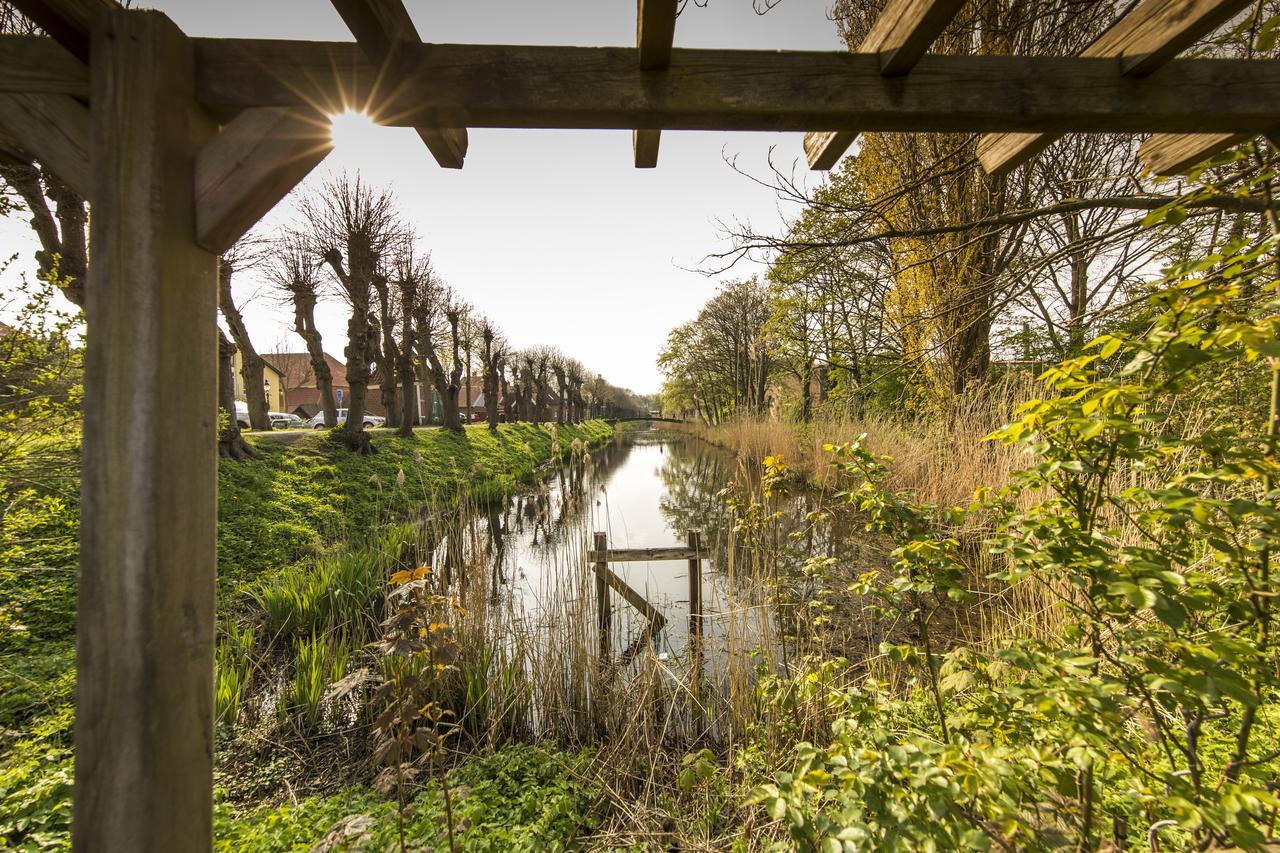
[479,319,509,431]
[219,240,273,430]
[217,330,256,460]
[304,174,401,453]
[371,272,401,429]
[267,233,338,429]
[413,275,466,432]
[391,238,431,437]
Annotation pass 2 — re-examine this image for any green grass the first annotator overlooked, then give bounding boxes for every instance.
[0,421,613,851]
[1,421,613,658]
[212,744,603,852]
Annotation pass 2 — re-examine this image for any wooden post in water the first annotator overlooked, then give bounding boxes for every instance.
[595,531,610,658]
[687,530,705,738]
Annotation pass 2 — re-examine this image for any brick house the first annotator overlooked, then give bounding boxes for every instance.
[269,350,433,421]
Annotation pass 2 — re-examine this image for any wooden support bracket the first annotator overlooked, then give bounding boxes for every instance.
[195,106,333,254]
[1138,130,1254,175]
[9,0,118,64]
[0,92,90,196]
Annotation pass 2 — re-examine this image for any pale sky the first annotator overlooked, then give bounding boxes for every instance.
[0,1,846,393]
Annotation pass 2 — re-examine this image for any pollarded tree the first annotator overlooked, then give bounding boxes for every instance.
[551,351,569,425]
[219,239,272,430]
[479,319,509,431]
[564,357,586,422]
[413,275,466,432]
[266,233,338,429]
[304,174,401,453]
[371,271,402,429]
[216,329,256,460]
[391,237,430,437]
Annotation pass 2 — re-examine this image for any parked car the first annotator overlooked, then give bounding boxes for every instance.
[305,408,385,429]
[269,411,306,429]
[234,401,250,430]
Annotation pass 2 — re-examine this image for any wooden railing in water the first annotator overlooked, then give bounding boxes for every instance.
[588,530,707,732]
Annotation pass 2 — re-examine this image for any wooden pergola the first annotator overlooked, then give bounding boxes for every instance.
[0,0,1273,847]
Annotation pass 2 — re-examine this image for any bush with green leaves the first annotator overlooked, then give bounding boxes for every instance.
[752,233,1280,850]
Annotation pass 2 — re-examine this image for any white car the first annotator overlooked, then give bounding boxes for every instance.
[270,412,306,429]
[234,401,250,430]
[305,408,386,429]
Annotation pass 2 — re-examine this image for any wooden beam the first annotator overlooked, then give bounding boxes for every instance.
[186,41,1280,136]
[804,0,965,169]
[978,0,1253,176]
[329,0,467,168]
[1139,131,1253,174]
[0,35,89,96]
[9,0,117,63]
[195,106,333,254]
[77,8,219,850]
[633,0,678,168]
[0,93,90,195]
[588,546,701,562]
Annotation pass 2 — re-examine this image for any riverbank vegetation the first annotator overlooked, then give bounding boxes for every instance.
[646,3,1280,846]
[0,420,613,848]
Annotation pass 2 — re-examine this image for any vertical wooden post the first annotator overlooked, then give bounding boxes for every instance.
[76,9,219,850]
[595,531,610,658]
[687,530,705,737]
[687,530,703,639]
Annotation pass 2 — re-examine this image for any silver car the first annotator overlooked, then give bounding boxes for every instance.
[305,408,386,429]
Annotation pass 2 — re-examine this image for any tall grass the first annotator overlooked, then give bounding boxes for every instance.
[285,632,352,732]
[214,623,256,730]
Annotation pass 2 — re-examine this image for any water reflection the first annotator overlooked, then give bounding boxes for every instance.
[420,426,866,672]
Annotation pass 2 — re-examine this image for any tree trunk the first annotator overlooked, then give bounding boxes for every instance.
[340,310,376,453]
[372,277,401,429]
[800,359,813,422]
[219,260,271,430]
[218,331,257,460]
[291,288,338,427]
[485,360,502,432]
[396,357,416,438]
[0,162,88,308]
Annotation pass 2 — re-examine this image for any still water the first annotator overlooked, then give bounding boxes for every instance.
[491,427,741,658]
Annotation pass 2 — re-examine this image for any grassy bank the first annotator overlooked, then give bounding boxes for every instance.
[0,420,613,849]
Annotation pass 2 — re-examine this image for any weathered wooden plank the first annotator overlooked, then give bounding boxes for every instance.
[863,0,967,75]
[9,0,116,63]
[805,130,858,171]
[187,41,1280,136]
[77,8,218,850]
[633,0,678,168]
[0,36,89,96]
[804,0,965,169]
[1085,0,1252,76]
[593,563,667,629]
[637,0,677,70]
[1138,131,1252,174]
[328,0,467,168]
[978,0,1252,176]
[0,93,90,195]
[195,106,333,254]
[588,546,701,562]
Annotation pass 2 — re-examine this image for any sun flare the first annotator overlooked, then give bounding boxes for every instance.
[328,110,380,152]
